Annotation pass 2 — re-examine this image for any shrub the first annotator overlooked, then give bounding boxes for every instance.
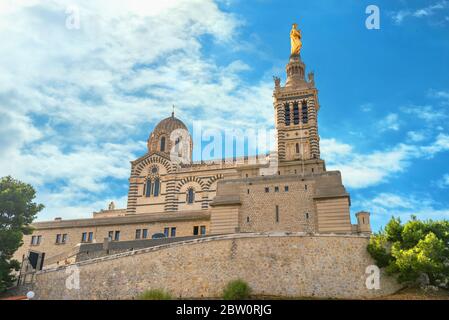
[222,279,251,300]
[137,289,172,300]
[367,216,449,289]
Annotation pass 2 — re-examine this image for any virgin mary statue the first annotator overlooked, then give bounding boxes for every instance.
[290,23,302,55]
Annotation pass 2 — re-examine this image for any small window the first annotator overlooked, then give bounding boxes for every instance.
[246,216,250,223]
[305,185,308,191]
[114,231,120,241]
[274,186,279,192]
[200,226,206,235]
[88,232,94,242]
[284,103,291,126]
[275,205,279,223]
[81,232,87,242]
[311,168,314,173]
[293,102,300,125]
[56,234,61,244]
[265,187,269,193]
[187,188,195,204]
[135,229,141,239]
[284,186,289,192]
[164,227,169,237]
[108,231,114,240]
[142,229,148,239]
[305,212,309,219]
[170,227,177,238]
[30,235,42,245]
[62,234,68,244]
[153,178,160,197]
[278,171,280,175]
[247,189,250,194]
[193,226,199,236]
[160,136,166,152]
[296,143,300,154]
[145,179,152,197]
[302,101,308,123]
[245,174,248,178]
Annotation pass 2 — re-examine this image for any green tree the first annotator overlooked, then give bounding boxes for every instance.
[0,176,43,292]
[368,216,449,289]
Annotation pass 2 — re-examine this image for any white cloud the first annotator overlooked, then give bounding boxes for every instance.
[428,89,449,105]
[401,105,447,122]
[391,1,449,25]
[420,133,449,156]
[320,139,353,163]
[354,193,449,228]
[0,0,276,220]
[379,113,400,131]
[360,103,373,112]
[322,133,449,189]
[407,131,426,142]
[392,10,411,25]
[437,174,449,188]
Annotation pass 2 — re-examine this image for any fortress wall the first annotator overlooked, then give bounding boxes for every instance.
[16,233,401,299]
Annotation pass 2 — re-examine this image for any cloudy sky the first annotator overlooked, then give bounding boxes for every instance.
[0,0,448,230]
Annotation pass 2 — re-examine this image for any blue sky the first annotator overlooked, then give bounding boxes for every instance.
[0,0,448,231]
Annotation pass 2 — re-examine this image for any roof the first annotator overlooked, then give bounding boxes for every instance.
[31,211,210,230]
[153,113,188,134]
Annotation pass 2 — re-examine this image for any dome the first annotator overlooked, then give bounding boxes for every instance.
[147,112,192,160]
[153,112,188,133]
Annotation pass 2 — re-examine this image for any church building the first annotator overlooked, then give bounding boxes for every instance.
[13,25,371,269]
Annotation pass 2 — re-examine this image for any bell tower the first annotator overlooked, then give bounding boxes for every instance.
[273,24,324,175]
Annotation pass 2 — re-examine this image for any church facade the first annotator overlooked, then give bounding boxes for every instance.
[13,38,371,268]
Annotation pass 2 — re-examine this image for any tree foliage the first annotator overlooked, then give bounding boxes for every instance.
[0,176,43,292]
[368,216,449,289]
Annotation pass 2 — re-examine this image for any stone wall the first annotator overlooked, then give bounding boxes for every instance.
[14,233,401,299]
[14,216,210,267]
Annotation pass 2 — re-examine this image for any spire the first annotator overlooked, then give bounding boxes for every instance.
[172,105,175,118]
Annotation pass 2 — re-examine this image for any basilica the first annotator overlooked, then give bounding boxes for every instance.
[14,25,371,269]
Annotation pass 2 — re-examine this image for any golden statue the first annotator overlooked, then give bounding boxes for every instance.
[290,23,302,55]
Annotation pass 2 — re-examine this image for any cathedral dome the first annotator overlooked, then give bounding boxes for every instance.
[147,112,192,159]
[153,113,188,134]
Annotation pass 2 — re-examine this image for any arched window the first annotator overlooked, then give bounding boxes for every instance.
[187,188,195,204]
[174,137,181,154]
[301,101,308,123]
[160,137,166,152]
[284,103,290,126]
[145,178,152,197]
[153,178,160,197]
[293,102,299,125]
[296,143,300,154]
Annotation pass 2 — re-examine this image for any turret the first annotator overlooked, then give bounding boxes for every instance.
[356,211,371,235]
